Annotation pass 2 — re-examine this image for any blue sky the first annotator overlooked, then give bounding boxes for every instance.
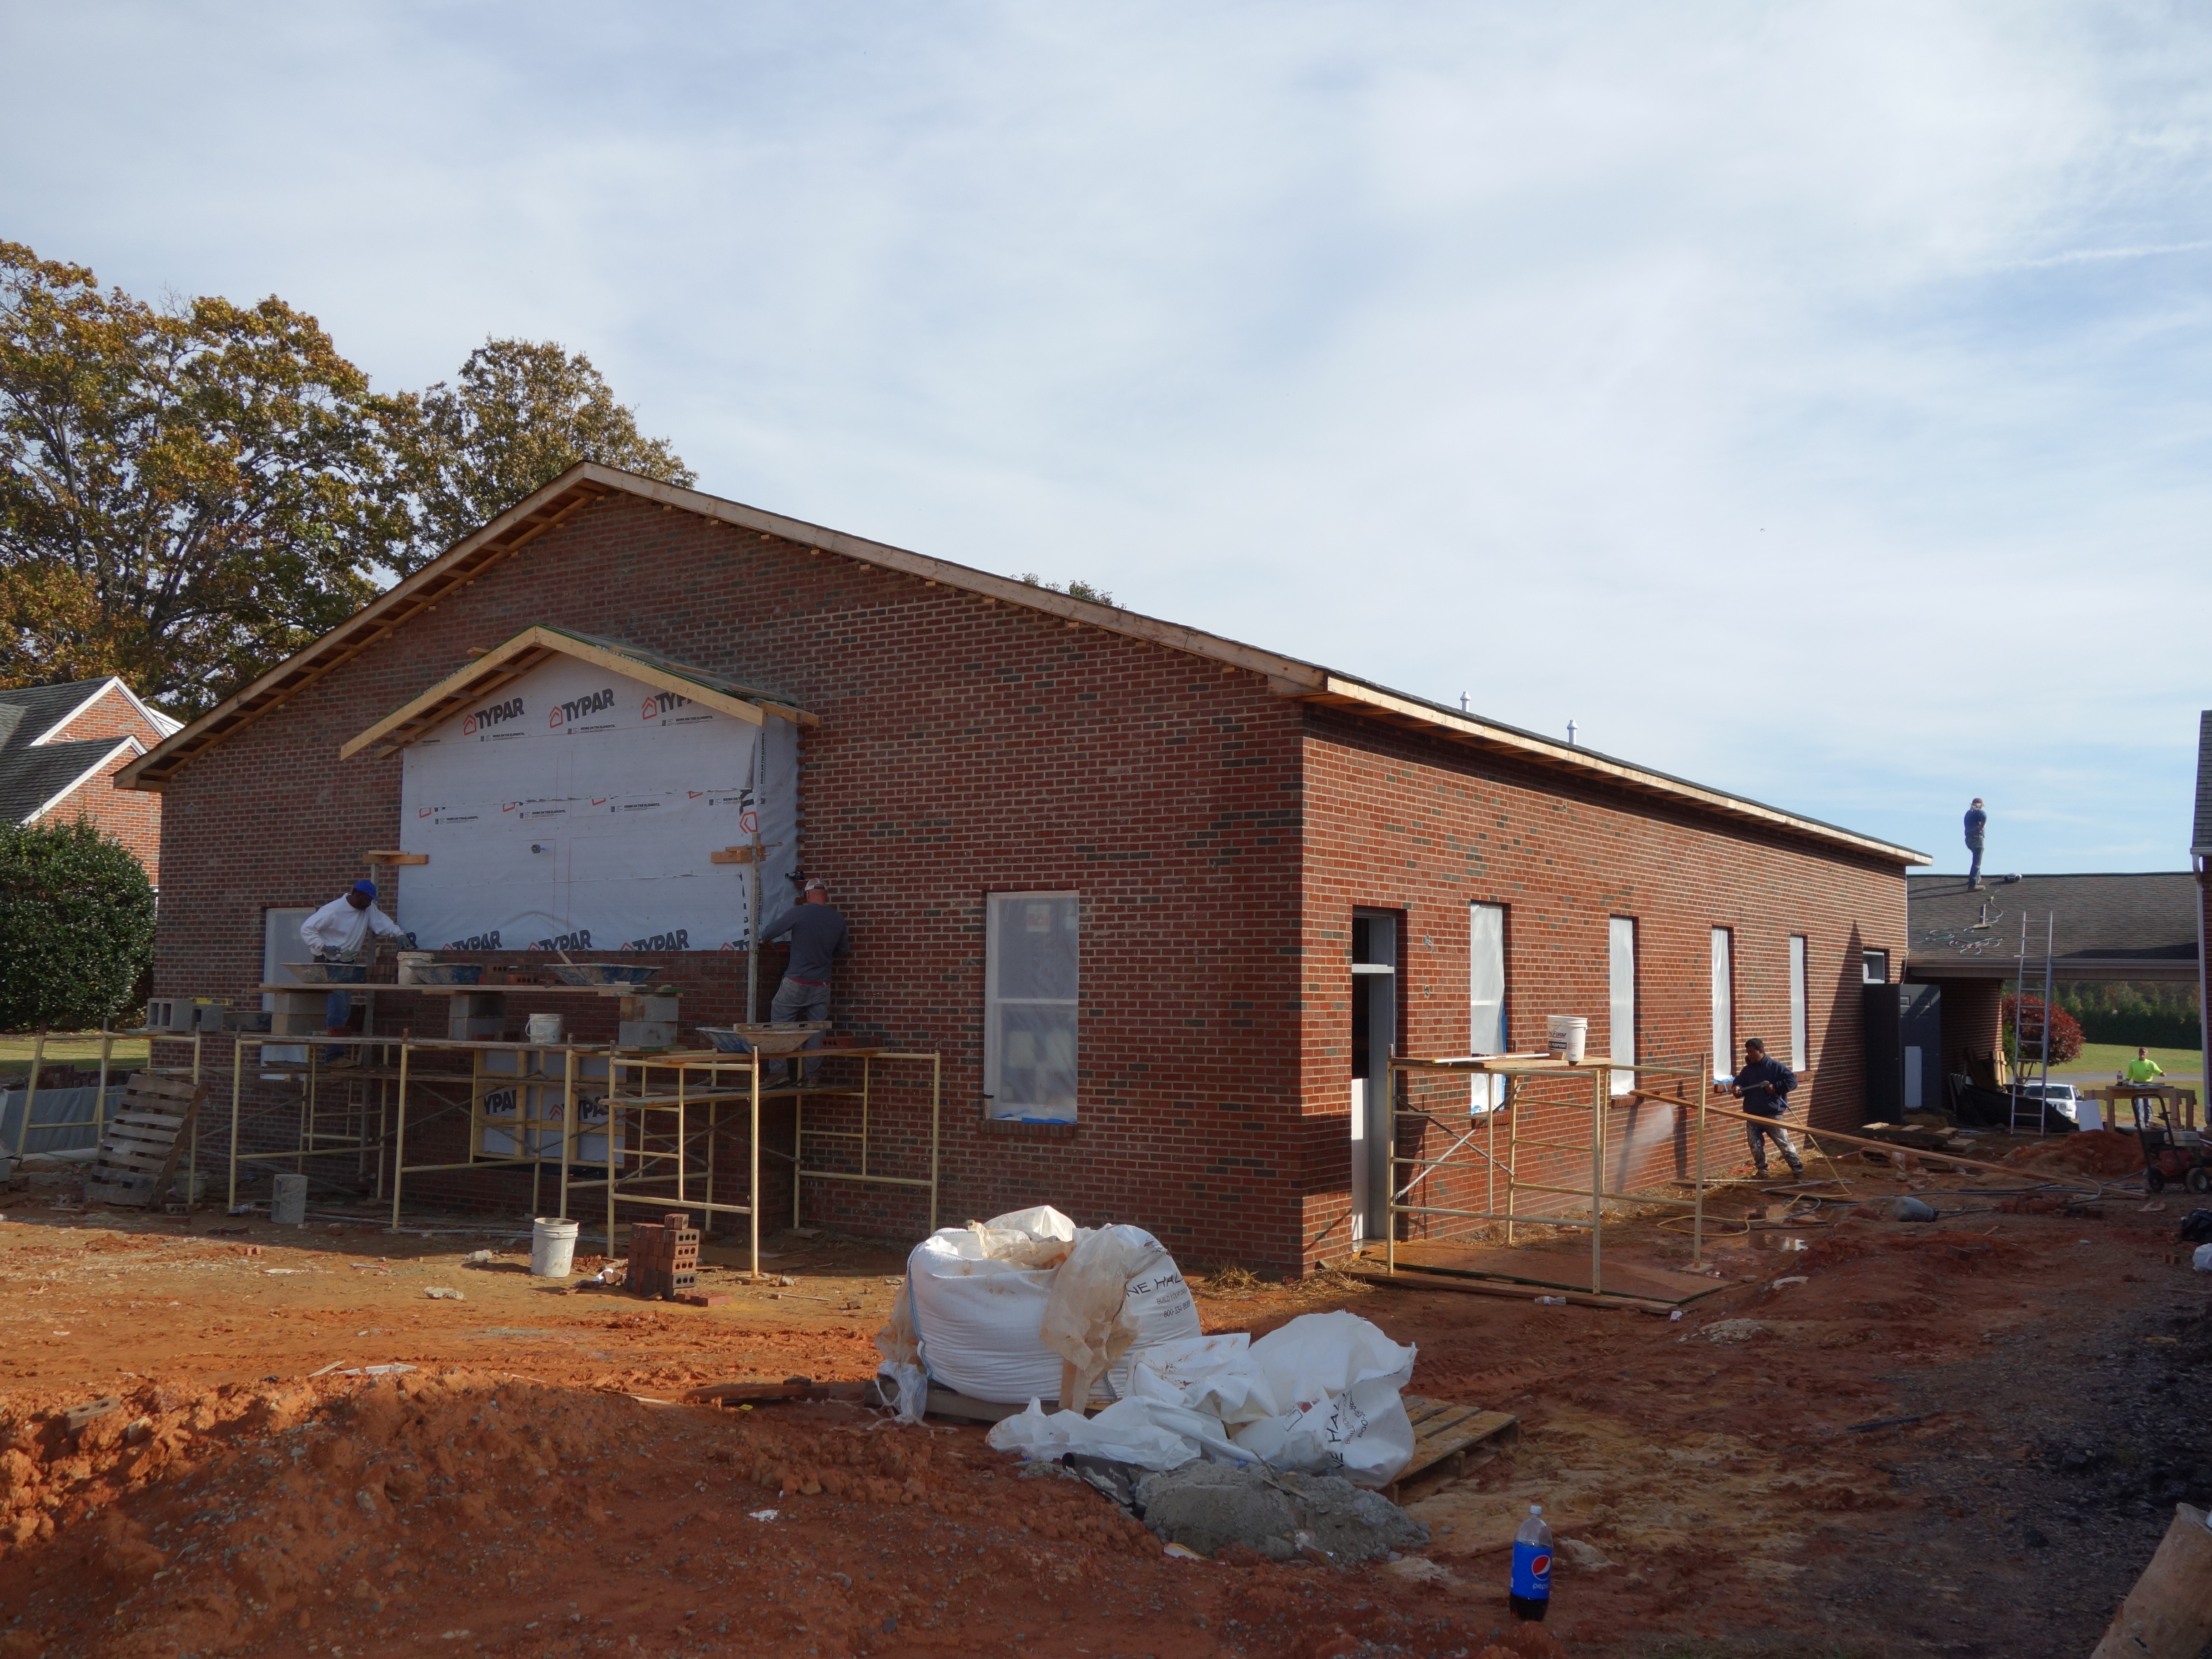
[5,2,2209,871]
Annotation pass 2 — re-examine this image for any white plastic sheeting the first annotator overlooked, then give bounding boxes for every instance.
[987,1311,1420,1488]
[896,1207,1200,1407]
[395,652,798,955]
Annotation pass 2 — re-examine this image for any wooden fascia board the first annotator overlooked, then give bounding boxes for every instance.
[338,625,797,762]
[1304,674,1930,866]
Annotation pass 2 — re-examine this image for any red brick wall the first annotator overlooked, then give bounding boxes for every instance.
[1295,710,1908,1264]
[42,683,169,749]
[36,748,163,886]
[146,493,1909,1272]
[149,495,1308,1260]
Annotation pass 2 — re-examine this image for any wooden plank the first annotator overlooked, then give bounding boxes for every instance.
[683,1378,872,1407]
[96,1145,175,1173]
[1382,1397,1519,1500]
[923,1387,1028,1425]
[1372,1242,1724,1304]
[103,1129,180,1157]
[1347,1266,1681,1315]
[363,851,429,865]
[89,1078,203,1209]
[107,1115,183,1138]
[121,1073,203,1103]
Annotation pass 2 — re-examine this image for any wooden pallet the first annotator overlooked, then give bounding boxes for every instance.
[1385,1394,1519,1500]
[85,1072,207,1209]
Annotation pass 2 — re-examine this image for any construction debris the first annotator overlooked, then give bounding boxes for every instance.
[1131,1461,1428,1564]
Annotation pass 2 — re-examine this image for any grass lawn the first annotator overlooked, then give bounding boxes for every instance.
[0,1031,153,1081]
[2049,1041,2201,1081]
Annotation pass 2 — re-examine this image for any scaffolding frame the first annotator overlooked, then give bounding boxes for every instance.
[1382,1052,1717,1294]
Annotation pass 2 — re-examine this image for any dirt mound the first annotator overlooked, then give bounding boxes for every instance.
[2007,1129,2144,1178]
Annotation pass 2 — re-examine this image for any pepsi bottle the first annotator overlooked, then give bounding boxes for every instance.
[1509,1503,1553,1621]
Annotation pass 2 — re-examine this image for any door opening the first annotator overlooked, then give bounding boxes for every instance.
[1348,912,1398,1243]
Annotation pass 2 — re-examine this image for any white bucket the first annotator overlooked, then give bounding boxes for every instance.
[271,1172,308,1226]
[530,1215,581,1277]
[396,950,435,985]
[171,1171,207,1204]
[1546,1016,1589,1064]
[526,1013,564,1046]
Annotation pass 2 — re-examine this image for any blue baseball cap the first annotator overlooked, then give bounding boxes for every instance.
[352,879,378,900]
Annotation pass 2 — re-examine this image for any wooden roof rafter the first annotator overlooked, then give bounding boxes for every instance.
[339,625,815,761]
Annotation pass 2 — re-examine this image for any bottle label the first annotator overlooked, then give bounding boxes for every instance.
[1511,1539,1552,1600]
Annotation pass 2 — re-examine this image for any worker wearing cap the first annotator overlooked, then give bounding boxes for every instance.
[1964,798,1987,889]
[300,880,406,1064]
[758,878,850,1078]
[1725,1037,1804,1181]
[2123,1046,2166,1129]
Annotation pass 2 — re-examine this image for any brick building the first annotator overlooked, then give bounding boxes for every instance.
[0,676,179,883]
[120,465,1925,1272]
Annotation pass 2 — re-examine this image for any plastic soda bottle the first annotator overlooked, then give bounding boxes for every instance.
[1509,1503,1553,1621]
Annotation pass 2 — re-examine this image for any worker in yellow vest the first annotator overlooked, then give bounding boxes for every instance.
[2122,1046,2165,1130]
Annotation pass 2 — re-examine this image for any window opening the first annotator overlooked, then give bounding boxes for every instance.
[984,892,1079,1122]
[1468,903,1507,1112]
[1608,917,1636,1096]
[1710,927,1734,1081]
[1789,935,1809,1072]
[1862,948,1890,985]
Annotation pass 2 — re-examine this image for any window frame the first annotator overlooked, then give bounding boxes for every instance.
[1468,902,1508,1113]
[982,890,1081,1122]
[1608,915,1637,1096]
[1789,934,1809,1073]
[1710,926,1734,1081]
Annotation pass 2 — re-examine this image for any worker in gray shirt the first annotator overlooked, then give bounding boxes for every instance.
[758,877,850,1076]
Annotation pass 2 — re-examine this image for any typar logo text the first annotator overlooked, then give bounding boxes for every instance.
[461,696,523,738]
[641,690,693,720]
[548,687,617,729]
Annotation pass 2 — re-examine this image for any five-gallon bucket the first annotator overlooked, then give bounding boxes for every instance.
[525,1013,564,1046]
[1545,1015,1589,1064]
[271,1171,308,1226]
[531,1216,581,1277]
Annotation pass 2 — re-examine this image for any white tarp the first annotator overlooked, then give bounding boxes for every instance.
[987,1312,1420,1488]
[394,653,798,954]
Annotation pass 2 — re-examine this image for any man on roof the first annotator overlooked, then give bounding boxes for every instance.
[301,880,407,1066]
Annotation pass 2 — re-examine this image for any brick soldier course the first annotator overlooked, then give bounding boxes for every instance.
[121,465,1927,1275]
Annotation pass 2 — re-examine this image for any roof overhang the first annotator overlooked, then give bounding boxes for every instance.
[339,625,815,761]
[1906,955,2200,983]
[114,461,1927,866]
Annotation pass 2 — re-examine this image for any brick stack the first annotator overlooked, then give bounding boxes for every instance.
[624,1211,699,1300]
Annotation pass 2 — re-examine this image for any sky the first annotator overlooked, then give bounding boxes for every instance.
[5,1,2209,872]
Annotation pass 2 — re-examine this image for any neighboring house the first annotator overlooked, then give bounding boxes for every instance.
[0,677,181,885]
[118,464,1925,1272]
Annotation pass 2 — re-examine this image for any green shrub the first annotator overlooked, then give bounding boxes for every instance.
[0,817,155,1031]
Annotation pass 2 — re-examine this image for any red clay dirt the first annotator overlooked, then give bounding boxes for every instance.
[2,1138,2208,1658]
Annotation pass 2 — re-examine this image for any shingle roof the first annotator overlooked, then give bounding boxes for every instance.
[0,738,136,824]
[1907,871,2198,970]
[2194,709,2211,856]
[0,680,114,754]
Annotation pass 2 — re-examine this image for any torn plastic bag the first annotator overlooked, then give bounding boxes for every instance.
[985,1394,1254,1471]
[1133,1310,1418,1488]
[904,1208,1200,1404]
[1040,1225,1172,1408]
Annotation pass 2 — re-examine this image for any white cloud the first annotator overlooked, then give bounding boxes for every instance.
[5,0,2209,869]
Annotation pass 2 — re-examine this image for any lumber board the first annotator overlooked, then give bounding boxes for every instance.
[121,1074,203,1103]
[683,1377,872,1407]
[1347,1266,1681,1315]
[923,1387,1029,1425]
[1368,1242,1724,1304]
[106,1122,181,1147]
[1681,1096,2106,1190]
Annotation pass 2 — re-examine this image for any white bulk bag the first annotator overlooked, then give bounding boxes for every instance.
[905,1207,1201,1404]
